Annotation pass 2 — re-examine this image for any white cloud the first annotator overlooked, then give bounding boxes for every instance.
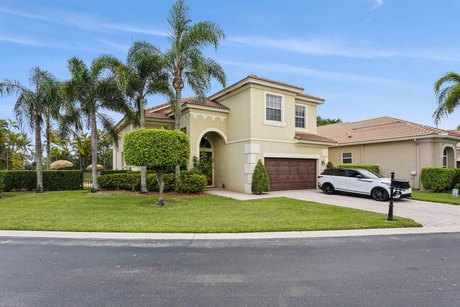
[372,0,384,10]
[219,59,425,90]
[226,35,460,62]
[0,6,168,37]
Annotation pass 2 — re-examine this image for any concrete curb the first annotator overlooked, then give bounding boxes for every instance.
[1,227,460,240]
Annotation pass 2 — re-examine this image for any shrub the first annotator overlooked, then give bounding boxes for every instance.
[251,160,270,194]
[336,164,380,174]
[0,170,82,191]
[454,183,460,190]
[326,161,334,169]
[43,171,82,190]
[176,171,207,194]
[99,170,130,175]
[124,129,190,204]
[421,168,460,192]
[98,173,140,191]
[146,173,176,192]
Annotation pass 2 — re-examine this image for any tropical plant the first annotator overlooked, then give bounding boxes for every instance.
[0,67,61,192]
[97,42,170,191]
[124,129,189,205]
[61,56,128,192]
[433,72,460,126]
[165,0,227,176]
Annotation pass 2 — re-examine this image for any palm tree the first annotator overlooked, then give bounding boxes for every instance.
[0,67,61,192]
[97,42,169,192]
[433,72,460,126]
[165,0,227,176]
[61,57,128,192]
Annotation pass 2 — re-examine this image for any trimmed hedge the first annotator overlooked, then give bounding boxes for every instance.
[98,173,176,192]
[337,164,380,174]
[99,170,129,175]
[176,171,207,194]
[0,170,82,191]
[98,173,141,191]
[124,129,189,170]
[421,168,460,192]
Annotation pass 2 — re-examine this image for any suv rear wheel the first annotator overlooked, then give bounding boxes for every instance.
[322,183,335,195]
[371,187,389,201]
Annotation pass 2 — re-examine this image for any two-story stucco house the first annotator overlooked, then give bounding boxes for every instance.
[113,75,336,193]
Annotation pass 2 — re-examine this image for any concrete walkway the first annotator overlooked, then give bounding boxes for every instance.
[207,189,460,228]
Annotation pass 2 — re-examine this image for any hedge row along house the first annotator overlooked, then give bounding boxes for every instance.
[113,75,336,193]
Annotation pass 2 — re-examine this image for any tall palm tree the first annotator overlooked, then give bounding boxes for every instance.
[61,57,128,192]
[97,42,170,192]
[165,0,227,175]
[433,72,460,126]
[0,67,61,192]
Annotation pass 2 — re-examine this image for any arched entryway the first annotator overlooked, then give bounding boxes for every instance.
[197,130,227,187]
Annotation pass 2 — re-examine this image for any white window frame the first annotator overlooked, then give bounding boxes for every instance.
[294,104,308,131]
[342,152,352,164]
[264,92,285,127]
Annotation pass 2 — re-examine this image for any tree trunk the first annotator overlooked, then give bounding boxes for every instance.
[139,97,148,193]
[90,114,99,193]
[174,87,182,178]
[45,117,51,169]
[156,172,165,205]
[35,115,44,193]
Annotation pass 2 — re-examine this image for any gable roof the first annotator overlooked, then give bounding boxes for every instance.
[317,116,460,145]
[209,75,324,103]
[145,97,229,120]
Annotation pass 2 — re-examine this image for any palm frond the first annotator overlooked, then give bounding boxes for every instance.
[182,21,225,50]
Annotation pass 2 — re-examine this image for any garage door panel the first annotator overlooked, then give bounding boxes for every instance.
[264,158,317,191]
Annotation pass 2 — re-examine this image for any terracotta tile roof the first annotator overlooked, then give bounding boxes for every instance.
[295,132,336,143]
[145,112,172,119]
[317,116,458,144]
[145,97,229,119]
[181,97,229,110]
[247,75,304,91]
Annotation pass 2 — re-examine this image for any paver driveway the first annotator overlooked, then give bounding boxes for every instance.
[208,189,460,228]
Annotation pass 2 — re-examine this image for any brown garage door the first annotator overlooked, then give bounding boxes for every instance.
[264,158,317,191]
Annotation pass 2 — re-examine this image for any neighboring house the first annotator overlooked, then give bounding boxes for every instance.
[317,116,460,189]
[113,75,336,193]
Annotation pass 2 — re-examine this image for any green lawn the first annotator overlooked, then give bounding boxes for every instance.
[411,190,460,205]
[0,191,420,233]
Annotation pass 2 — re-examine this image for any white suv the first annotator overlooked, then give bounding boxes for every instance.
[317,168,412,201]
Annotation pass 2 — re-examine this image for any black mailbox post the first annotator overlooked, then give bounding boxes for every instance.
[387,172,411,221]
[387,172,395,221]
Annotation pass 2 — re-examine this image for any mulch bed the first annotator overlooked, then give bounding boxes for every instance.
[99,190,207,198]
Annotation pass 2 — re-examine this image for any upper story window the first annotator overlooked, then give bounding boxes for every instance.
[266,94,282,122]
[342,152,352,164]
[295,105,306,129]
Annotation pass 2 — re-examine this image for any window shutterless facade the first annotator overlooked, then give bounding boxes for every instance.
[265,94,282,122]
[342,152,352,164]
[295,105,306,128]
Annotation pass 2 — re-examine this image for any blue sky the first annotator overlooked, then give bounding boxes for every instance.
[1,0,460,129]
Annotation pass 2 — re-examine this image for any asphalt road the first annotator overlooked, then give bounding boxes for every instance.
[0,234,459,307]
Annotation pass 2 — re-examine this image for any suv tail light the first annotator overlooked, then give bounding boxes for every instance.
[317,175,323,179]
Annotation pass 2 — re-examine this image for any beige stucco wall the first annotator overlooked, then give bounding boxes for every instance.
[328,138,458,189]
